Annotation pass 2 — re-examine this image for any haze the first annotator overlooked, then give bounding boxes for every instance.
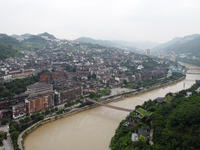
[1,0,200,43]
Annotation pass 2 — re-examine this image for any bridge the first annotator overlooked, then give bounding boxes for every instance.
[86,98,133,112]
[182,68,200,74]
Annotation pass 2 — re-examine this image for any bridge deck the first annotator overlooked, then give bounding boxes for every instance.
[86,98,133,112]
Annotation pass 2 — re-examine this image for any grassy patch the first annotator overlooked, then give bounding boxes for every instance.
[12,77,25,80]
[137,108,152,116]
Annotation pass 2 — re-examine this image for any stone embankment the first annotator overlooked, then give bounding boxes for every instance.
[18,76,185,150]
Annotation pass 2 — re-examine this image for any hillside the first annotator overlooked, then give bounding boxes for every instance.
[0,35,24,60]
[20,33,32,38]
[154,34,200,66]
[22,35,48,50]
[166,35,200,56]
[75,37,159,50]
[38,32,56,39]
[23,35,47,44]
[75,37,118,47]
[151,37,181,52]
[10,32,56,51]
[110,81,200,150]
[0,34,21,45]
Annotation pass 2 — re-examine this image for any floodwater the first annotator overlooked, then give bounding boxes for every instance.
[24,62,200,150]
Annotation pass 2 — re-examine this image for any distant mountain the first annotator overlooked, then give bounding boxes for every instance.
[114,40,160,49]
[38,32,56,39]
[75,37,118,47]
[11,34,20,38]
[154,34,200,66]
[11,32,56,40]
[21,33,32,38]
[151,37,182,52]
[75,37,159,50]
[164,34,200,56]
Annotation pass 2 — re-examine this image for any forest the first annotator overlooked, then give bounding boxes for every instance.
[110,81,200,150]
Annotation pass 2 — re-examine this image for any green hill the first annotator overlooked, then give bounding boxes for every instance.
[151,37,181,52]
[11,34,20,38]
[23,35,47,44]
[0,40,24,60]
[38,32,56,39]
[0,41,16,60]
[154,34,200,66]
[22,35,48,50]
[0,34,21,45]
[165,36,200,56]
[21,33,32,38]
[110,81,200,150]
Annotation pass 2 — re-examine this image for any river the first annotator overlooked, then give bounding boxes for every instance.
[24,62,200,150]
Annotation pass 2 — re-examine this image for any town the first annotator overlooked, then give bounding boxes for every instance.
[0,36,186,150]
[0,37,178,119]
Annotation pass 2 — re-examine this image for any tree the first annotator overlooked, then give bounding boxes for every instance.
[0,86,4,92]
[89,92,96,99]
[1,118,8,125]
[66,65,70,71]
[9,125,17,133]
[45,109,50,115]
[24,116,30,123]
[51,108,55,112]
[123,79,128,85]
[67,99,72,107]
[30,114,36,120]
[72,67,76,72]
[10,131,19,142]
[19,119,25,124]
[134,136,147,149]
[52,68,56,72]
[55,107,58,111]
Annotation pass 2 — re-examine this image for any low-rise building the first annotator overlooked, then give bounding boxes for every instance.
[27,83,53,95]
[12,103,27,119]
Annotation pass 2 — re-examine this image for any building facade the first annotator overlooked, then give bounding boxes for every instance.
[55,86,83,105]
[26,93,54,114]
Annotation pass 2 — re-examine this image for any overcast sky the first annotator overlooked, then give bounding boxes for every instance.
[1,0,200,43]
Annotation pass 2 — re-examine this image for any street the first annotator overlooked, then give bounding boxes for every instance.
[0,124,14,150]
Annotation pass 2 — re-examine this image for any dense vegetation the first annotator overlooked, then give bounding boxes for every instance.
[0,76,39,99]
[22,35,48,50]
[0,34,24,60]
[0,131,7,146]
[0,34,21,45]
[165,36,200,57]
[141,57,159,68]
[110,81,200,150]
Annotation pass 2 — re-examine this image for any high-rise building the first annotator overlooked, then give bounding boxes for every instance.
[146,49,151,56]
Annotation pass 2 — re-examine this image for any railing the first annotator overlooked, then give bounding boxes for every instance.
[86,98,133,112]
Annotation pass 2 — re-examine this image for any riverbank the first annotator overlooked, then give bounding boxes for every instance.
[109,80,200,150]
[19,75,185,150]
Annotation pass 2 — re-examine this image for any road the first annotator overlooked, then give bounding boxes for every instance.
[0,124,14,150]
